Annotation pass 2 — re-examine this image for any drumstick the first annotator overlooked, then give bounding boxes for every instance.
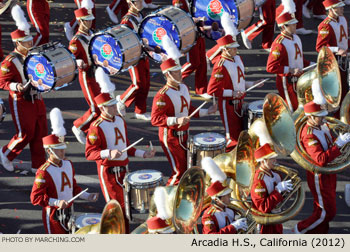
[245,78,270,93]
[121,137,144,153]
[67,188,88,204]
[189,101,208,118]
[149,141,154,151]
[302,63,317,72]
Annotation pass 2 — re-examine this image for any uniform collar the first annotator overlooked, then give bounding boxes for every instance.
[77,29,90,36]
[166,82,180,91]
[259,165,273,177]
[101,113,115,122]
[306,121,321,131]
[212,201,225,212]
[48,158,62,167]
[14,49,26,58]
[128,10,140,17]
[281,31,293,40]
[222,54,235,62]
[328,15,338,23]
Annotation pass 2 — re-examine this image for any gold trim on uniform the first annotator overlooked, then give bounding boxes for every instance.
[92,118,103,127]
[35,173,46,189]
[88,130,98,145]
[1,65,9,75]
[272,48,281,60]
[39,161,50,171]
[320,27,329,38]
[69,43,78,53]
[255,181,266,197]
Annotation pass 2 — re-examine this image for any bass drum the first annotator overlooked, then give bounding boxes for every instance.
[191,0,254,39]
[89,24,142,75]
[139,6,196,56]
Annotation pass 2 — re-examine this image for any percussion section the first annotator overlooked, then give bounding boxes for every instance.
[139,6,196,57]
[24,43,77,92]
[89,25,142,75]
[191,0,254,39]
[75,213,102,230]
[244,100,264,129]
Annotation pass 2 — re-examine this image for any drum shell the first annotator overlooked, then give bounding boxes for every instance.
[89,25,142,75]
[243,100,264,130]
[139,6,197,55]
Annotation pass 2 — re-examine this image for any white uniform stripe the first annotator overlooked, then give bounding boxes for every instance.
[299,174,326,234]
[7,94,24,153]
[111,0,121,11]
[100,165,111,202]
[121,67,138,103]
[282,76,294,112]
[222,100,230,142]
[163,128,178,186]
[245,7,266,37]
[46,208,51,234]
[28,0,43,47]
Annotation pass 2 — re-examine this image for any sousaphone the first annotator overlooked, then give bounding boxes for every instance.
[0,0,16,16]
[293,46,342,121]
[75,199,125,234]
[340,91,350,125]
[131,167,205,234]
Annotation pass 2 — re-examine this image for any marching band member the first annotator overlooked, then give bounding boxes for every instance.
[116,0,152,121]
[27,0,50,46]
[316,0,348,102]
[250,123,293,234]
[106,0,128,24]
[0,6,47,174]
[173,0,210,98]
[85,74,156,233]
[151,53,217,186]
[69,1,101,145]
[303,0,327,19]
[241,0,276,50]
[30,108,99,234]
[65,0,96,41]
[201,157,248,234]
[293,0,313,35]
[0,98,5,123]
[147,187,176,234]
[207,34,260,152]
[294,82,350,233]
[267,0,311,112]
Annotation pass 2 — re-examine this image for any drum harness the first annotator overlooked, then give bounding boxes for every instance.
[53,204,75,233]
[229,98,244,118]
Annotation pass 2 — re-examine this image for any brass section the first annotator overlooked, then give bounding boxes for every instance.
[75,200,125,234]
[291,114,350,174]
[340,91,350,124]
[0,0,16,16]
[293,46,341,120]
[232,166,305,225]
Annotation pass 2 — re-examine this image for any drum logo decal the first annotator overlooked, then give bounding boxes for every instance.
[203,137,216,142]
[86,218,100,225]
[34,63,46,78]
[153,27,167,45]
[138,174,152,180]
[207,0,224,20]
[101,44,113,60]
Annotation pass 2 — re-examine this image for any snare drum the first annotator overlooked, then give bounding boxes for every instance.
[247,100,264,129]
[126,169,163,212]
[89,25,142,75]
[191,0,255,39]
[75,213,102,229]
[24,43,77,92]
[139,6,196,57]
[190,132,226,167]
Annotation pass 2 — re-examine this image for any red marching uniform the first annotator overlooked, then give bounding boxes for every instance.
[68,0,97,32]
[107,0,128,21]
[295,122,341,233]
[0,50,47,170]
[120,11,150,115]
[243,0,276,49]
[305,0,326,16]
[69,30,101,133]
[251,167,284,234]
[266,32,310,112]
[151,83,204,186]
[201,203,238,234]
[27,0,50,46]
[31,159,84,234]
[207,54,247,151]
[173,0,208,95]
[316,14,349,102]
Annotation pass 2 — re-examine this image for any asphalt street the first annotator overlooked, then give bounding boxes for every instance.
[0,0,349,234]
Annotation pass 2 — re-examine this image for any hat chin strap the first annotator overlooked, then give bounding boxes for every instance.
[49,148,62,161]
[213,196,227,208]
[168,72,181,84]
[17,42,32,52]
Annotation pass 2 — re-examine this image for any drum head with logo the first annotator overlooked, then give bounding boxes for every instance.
[76,213,102,229]
[127,169,163,188]
[193,132,226,150]
[24,54,55,92]
[90,33,123,75]
[248,100,264,114]
[191,0,238,37]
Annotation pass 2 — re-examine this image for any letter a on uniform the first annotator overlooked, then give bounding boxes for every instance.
[180,96,189,113]
[61,172,72,192]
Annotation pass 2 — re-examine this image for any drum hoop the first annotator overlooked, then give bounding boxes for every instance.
[193,142,226,150]
[127,169,163,188]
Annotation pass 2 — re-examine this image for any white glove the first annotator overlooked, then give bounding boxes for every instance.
[231,218,248,231]
[335,133,350,147]
[275,180,293,194]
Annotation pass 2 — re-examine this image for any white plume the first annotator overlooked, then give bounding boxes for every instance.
[254,119,273,146]
[154,187,172,220]
[95,67,115,94]
[312,78,327,105]
[281,0,296,14]
[50,108,66,137]
[11,5,31,34]
[221,12,238,38]
[81,0,94,10]
[201,157,227,183]
[162,35,181,60]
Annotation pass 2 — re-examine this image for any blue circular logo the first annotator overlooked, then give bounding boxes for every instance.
[203,137,216,142]
[139,174,152,180]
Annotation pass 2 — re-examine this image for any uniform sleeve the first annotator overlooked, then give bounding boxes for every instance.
[0,60,16,91]
[316,23,334,53]
[251,178,283,213]
[266,43,289,75]
[121,18,134,30]
[69,37,83,59]
[207,63,225,97]
[201,210,237,234]
[30,170,52,208]
[85,125,106,161]
[301,132,341,166]
[151,92,178,129]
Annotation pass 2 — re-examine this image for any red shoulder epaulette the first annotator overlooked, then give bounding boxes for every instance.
[92,117,103,127]
[39,161,50,171]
